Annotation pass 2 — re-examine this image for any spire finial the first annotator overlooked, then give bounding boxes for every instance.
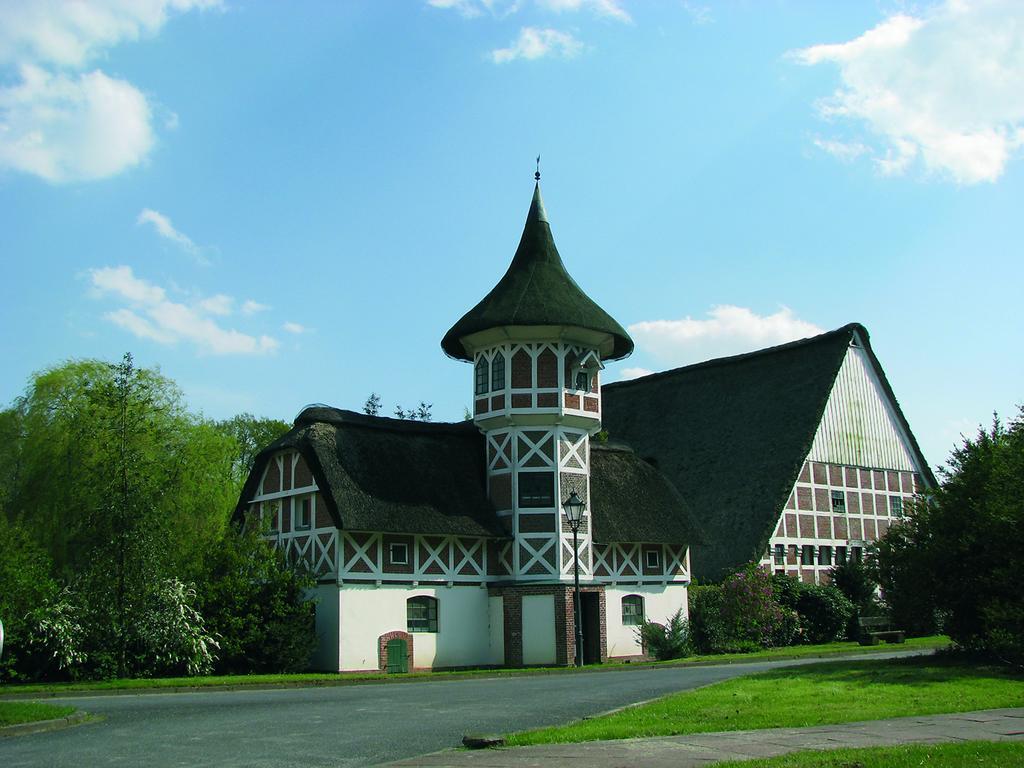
[535,155,541,182]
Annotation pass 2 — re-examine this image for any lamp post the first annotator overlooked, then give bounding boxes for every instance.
[562,490,586,667]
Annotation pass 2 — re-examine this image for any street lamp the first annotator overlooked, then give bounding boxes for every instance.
[562,490,586,667]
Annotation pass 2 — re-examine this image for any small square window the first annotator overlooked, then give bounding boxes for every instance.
[518,472,554,508]
[295,497,311,530]
[389,543,408,565]
[645,550,660,569]
[831,490,846,513]
[891,496,904,518]
[774,544,785,565]
[407,596,438,633]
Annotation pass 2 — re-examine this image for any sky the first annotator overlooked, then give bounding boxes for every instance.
[1,0,1022,474]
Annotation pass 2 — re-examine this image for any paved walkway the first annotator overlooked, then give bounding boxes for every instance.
[389,708,1024,767]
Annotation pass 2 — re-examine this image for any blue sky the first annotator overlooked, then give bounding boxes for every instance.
[1,1,1021,472]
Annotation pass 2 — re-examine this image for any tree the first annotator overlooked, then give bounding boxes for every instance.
[876,409,1024,663]
[363,393,382,417]
[214,413,290,487]
[198,523,317,674]
[394,401,432,421]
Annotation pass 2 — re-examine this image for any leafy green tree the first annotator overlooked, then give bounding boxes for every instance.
[198,523,317,674]
[0,517,59,681]
[215,413,290,487]
[363,393,382,416]
[876,409,1024,662]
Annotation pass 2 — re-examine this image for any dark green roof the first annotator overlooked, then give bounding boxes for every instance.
[235,408,699,547]
[601,323,935,582]
[441,184,633,361]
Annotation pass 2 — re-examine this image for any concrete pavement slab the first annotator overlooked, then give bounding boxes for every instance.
[388,708,1024,767]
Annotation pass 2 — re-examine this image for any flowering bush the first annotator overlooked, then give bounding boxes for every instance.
[719,564,787,648]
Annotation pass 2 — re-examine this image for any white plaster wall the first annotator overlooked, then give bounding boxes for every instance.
[309,585,341,671]
[337,585,493,671]
[488,596,505,665]
[521,594,556,665]
[604,585,689,658]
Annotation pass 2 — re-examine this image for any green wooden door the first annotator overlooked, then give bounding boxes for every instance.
[386,639,408,674]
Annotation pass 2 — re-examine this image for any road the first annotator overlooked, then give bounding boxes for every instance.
[0,652,918,767]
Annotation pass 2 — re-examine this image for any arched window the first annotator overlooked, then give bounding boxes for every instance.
[621,595,644,626]
[407,596,438,633]
[475,357,489,395]
[491,352,506,391]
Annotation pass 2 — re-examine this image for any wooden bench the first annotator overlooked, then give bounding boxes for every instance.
[858,616,906,646]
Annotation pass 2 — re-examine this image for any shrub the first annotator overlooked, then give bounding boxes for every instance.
[636,608,690,661]
[688,585,727,654]
[796,585,855,643]
[719,564,786,648]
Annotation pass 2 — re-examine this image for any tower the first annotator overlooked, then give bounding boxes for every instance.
[442,179,633,588]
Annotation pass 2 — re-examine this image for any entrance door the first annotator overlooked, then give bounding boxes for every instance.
[386,639,408,673]
[580,593,602,665]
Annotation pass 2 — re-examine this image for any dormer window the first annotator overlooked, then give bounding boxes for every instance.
[491,352,506,391]
[574,370,591,391]
[474,357,489,395]
[569,350,602,393]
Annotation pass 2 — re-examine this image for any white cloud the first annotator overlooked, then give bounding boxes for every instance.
[681,2,711,26]
[198,294,233,316]
[619,366,654,381]
[812,137,870,163]
[282,321,308,334]
[137,207,202,252]
[791,1,1024,184]
[241,299,270,315]
[536,0,630,23]
[427,0,521,18]
[491,27,583,63]
[0,1,218,184]
[0,65,153,183]
[629,305,823,366]
[90,265,279,356]
[0,0,221,69]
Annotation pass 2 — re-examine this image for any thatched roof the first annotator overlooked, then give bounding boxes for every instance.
[237,408,506,538]
[236,408,700,547]
[590,443,704,545]
[601,323,934,582]
[441,184,633,362]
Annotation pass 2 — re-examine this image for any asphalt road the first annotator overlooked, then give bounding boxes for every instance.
[1,652,919,767]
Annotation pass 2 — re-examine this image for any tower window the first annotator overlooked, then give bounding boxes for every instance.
[774,544,785,565]
[518,472,554,508]
[474,357,489,395]
[574,371,590,391]
[891,496,904,518]
[491,352,506,391]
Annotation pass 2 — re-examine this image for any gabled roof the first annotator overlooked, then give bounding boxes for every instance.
[236,408,507,538]
[441,183,633,362]
[235,407,701,547]
[601,323,934,582]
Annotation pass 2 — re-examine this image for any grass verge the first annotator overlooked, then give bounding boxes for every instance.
[506,654,1024,746]
[0,701,76,728]
[712,741,1024,767]
[0,635,948,698]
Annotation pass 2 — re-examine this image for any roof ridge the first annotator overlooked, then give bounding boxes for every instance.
[605,323,863,391]
[294,406,477,435]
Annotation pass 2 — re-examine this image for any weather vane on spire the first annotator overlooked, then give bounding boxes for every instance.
[535,155,541,182]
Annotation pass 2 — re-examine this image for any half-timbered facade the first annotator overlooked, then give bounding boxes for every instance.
[236,179,932,673]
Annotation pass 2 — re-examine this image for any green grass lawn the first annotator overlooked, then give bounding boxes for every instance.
[0,636,947,697]
[0,701,76,727]
[506,655,1024,746]
[713,741,1024,767]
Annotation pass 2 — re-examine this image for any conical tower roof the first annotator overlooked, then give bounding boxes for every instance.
[441,183,633,361]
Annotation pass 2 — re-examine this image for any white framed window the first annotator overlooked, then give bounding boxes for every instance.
[407,596,438,633]
[475,357,489,395]
[645,549,660,569]
[891,496,904,518]
[389,542,409,565]
[818,545,832,566]
[295,496,311,530]
[621,595,644,626]
[774,544,785,565]
[831,490,846,513]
